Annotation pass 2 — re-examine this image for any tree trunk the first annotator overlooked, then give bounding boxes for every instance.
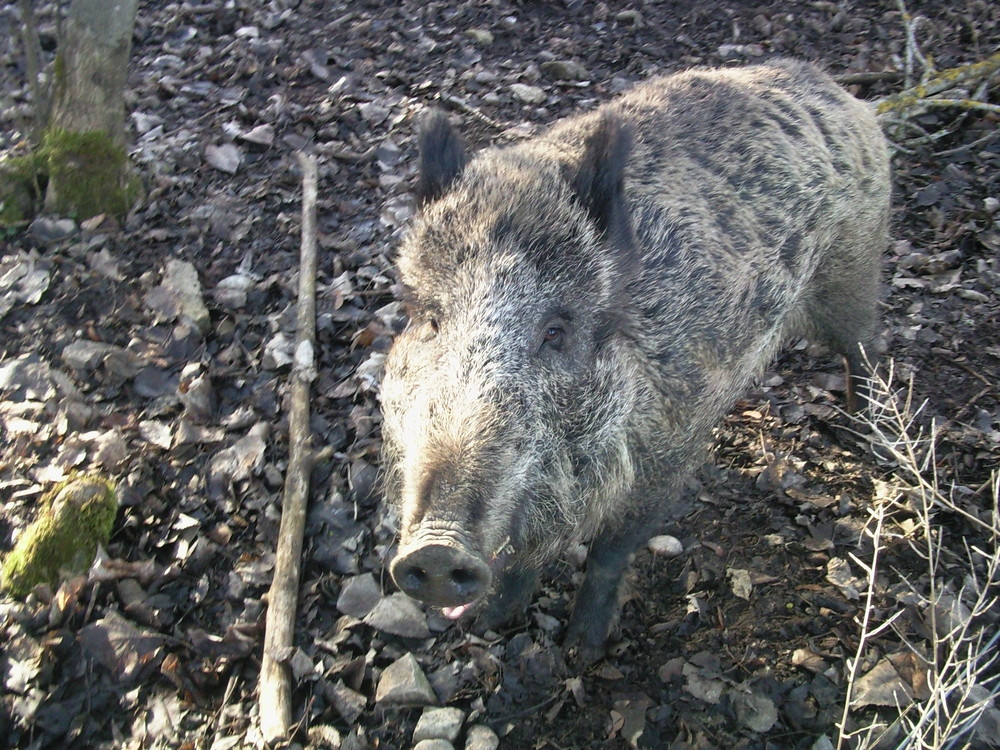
[42,0,140,218]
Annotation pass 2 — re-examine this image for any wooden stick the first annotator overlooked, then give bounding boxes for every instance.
[259,152,319,745]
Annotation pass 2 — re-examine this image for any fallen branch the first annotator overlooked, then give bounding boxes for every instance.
[875,50,1000,120]
[834,71,904,86]
[259,152,321,745]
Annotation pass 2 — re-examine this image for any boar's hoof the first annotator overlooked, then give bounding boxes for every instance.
[390,543,491,610]
[563,639,606,670]
[564,611,615,668]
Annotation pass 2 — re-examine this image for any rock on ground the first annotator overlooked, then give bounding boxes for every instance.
[413,741,454,750]
[413,706,465,742]
[464,725,500,750]
[375,653,438,706]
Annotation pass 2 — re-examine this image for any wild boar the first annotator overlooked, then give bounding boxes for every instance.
[379,59,890,659]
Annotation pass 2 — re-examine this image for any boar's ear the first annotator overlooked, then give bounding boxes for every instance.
[567,114,634,246]
[416,110,467,205]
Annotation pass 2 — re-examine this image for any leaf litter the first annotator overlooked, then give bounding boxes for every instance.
[2,0,1000,748]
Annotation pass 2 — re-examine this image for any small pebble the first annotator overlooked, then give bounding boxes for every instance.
[511,83,546,104]
[465,29,493,46]
[647,535,683,558]
[414,741,453,750]
[465,725,499,750]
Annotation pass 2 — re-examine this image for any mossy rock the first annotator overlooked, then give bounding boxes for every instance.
[1,475,119,599]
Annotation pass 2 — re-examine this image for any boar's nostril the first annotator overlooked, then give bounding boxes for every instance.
[390,543,491,608]
[401,566,427,590]
[450,567,475,585]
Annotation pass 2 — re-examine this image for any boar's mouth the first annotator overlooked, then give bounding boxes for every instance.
[389,532,511,619]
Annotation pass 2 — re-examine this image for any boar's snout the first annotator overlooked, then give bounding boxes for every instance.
[390,543,491,610]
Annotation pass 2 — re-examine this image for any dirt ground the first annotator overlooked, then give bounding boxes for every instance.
[1,1,999,749]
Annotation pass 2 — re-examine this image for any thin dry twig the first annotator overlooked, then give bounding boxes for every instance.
[439,92,512,134]
[896,0,933,89]
[838,362,1000,750]
[835,498,894,750]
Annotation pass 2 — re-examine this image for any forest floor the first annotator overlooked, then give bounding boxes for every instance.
[1,1,999,748]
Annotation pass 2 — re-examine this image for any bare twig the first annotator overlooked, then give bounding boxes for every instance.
[259,153,321,745]
[895,0,933,88]
[439,93,511,134]
[835,499,892,750]
[839,363,1000,749]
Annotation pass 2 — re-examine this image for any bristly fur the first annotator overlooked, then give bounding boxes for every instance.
[380,59,891,648]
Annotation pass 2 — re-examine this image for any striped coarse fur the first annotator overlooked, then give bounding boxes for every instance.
[379,58,891,659]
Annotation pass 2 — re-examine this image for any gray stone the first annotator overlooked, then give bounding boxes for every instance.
[336,573,381,619]
[375,653,437,706]
[146,260,210,334]
[240,124,275,147]
[615,9,644,26]
[62,340,122,371]
[413,707,464,742]
[29,216,77,244]
[307,724,343,749]
[178,364,214,422]
[0,353,54,400]
[327,679,366,724]
[465,29,493,46]
[363,592,431,638]
[206,143,243,174]
[464,725,499,750]
[214,272,254,308]
[717,43,765,59]
[414,741,453,750]
[510,83,545,104]
[540,60,588,81]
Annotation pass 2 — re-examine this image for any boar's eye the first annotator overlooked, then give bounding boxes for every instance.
[539,321,567,353]
[414,314,439,341]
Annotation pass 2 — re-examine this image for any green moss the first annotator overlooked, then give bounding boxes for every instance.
[1,125,144,224]
[40,126,141,219]
[1,475,119,599]
[0,152,46,227]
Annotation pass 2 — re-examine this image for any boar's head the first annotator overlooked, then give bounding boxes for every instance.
[381,111,640,618]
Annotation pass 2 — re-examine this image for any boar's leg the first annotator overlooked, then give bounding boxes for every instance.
[806,235,884,415]
[564,523,647,661]
[843,348,875,415]
[474,563,539,633]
